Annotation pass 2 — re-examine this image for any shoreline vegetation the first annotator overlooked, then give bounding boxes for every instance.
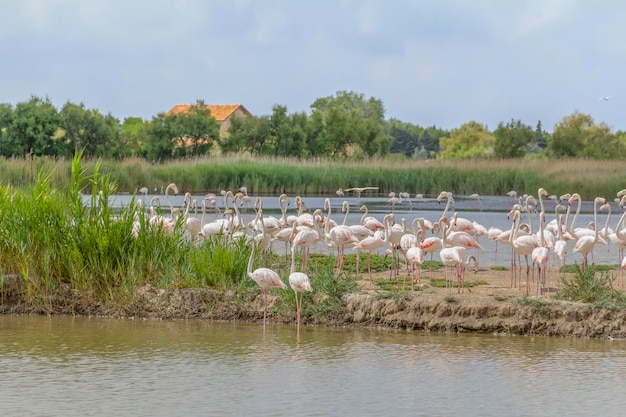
[4,154,626,200]
[2,154,626,339]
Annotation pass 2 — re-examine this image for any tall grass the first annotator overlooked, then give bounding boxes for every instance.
[554,265,626,309]
[1,155,625,199]
[0,154,363,322]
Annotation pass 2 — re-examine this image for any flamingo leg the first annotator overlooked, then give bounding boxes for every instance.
[296,292,302,336]
[263,289,268,332]
[367,252,373,287]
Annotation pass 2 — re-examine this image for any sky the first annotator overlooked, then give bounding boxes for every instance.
[1,0,624,132]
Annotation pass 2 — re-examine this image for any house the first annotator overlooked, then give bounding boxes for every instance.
[165,100,252,135]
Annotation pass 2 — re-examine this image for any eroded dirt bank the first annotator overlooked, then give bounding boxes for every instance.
[2,270,626,339]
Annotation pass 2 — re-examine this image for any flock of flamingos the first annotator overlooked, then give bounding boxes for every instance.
[134,184,626,332]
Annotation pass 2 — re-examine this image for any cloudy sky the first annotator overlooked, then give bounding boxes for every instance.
[1,0,623,132]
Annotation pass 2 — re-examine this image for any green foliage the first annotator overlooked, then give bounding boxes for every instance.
[438,121,495,159]
[190,237,253,289]
[59,102,119,158]
[429,278,488,289]
[0,96,61,157]
[554,265,626,308]
[493,119,534,158]
[546,112,626,159]
[4,93,626,162]
[119,117,149,159]
[310,90,391,158]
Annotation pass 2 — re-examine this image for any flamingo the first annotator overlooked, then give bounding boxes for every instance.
[359,204,385,232]
[352,214,393,287]
[248,197,281,237]
[201,203,231,238]
[289,244,312,337]
[399,218,421,276]
[439,245,471,293]
[164,183,178,215]
[437,190,455,218]
[567,193,598,240]
[344,186,379,198]
[247,209,272,256]
[510,209,539,295]
[405,241,424,290]
[386,217,405,278]
[323,198,358,274]
[532,211,550,296]
[182,194,202,240]
[469,193,483,211]
[247,237,287,331]
[487,226,504,263]
[552,205,568,276]
[420,219,446,276]
[573,197,606,267]
[291,210,323,269]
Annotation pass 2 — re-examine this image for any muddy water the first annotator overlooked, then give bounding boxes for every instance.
[1,315,625,416]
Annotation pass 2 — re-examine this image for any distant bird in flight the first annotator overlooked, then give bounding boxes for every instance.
[599,96,611,101]
[344,187,379,198]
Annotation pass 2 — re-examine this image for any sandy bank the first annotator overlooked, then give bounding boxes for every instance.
[2,269,626,339]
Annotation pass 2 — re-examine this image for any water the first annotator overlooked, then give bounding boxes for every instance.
[1,315,625,417]
[100,192,625,267]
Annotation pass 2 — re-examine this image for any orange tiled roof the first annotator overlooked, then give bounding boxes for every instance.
[165,103,251,121]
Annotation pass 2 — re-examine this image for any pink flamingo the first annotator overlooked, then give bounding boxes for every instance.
[532,211,550,296]
[352,214,393,286]
[289,245,312,337]
[324,198,358,274]
[572,197,606,267]
[510,209,539,295]
[247,238,287,331]
[405,245,424,290]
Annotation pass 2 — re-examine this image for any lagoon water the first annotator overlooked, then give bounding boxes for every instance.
[1,315,626,417]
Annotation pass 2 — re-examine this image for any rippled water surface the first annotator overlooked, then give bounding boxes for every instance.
[2,315,626,417]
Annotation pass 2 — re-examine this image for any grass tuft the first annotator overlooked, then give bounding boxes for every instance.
[554,265,626,309]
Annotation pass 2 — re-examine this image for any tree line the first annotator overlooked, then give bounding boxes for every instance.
[1,91,625,161]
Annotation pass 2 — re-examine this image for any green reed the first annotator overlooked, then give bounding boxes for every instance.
[1,155,625,199]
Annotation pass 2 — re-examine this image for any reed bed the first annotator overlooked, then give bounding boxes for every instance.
[0,153,368,317]
[0,155,624,200]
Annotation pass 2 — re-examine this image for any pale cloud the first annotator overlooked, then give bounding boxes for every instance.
[1,1,625,131]
[513,0,577,38]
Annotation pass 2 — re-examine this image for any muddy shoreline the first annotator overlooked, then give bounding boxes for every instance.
[2,270,626,339]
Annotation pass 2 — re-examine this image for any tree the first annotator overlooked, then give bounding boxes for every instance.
[547,112,594,158]
[527,120,549,154]
[420,125,447,157]
[388,119,420,157]
[493,119,534,158]
[0,103,13,131]
[287,111,310,158]
[267,104,291,156]
[581,122,625,159]
[0,96,61,157]
[119,117,149,158]
[145,106,220,160]
[145,114,175,162]
[310,91,390,157]
[59,102,119,158]
[438,121,494,159]
[166,105,220,158]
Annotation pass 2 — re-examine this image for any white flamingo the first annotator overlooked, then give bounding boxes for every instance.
[247,237,287,331]
[352,214,393,286]
[289,244,312,337]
